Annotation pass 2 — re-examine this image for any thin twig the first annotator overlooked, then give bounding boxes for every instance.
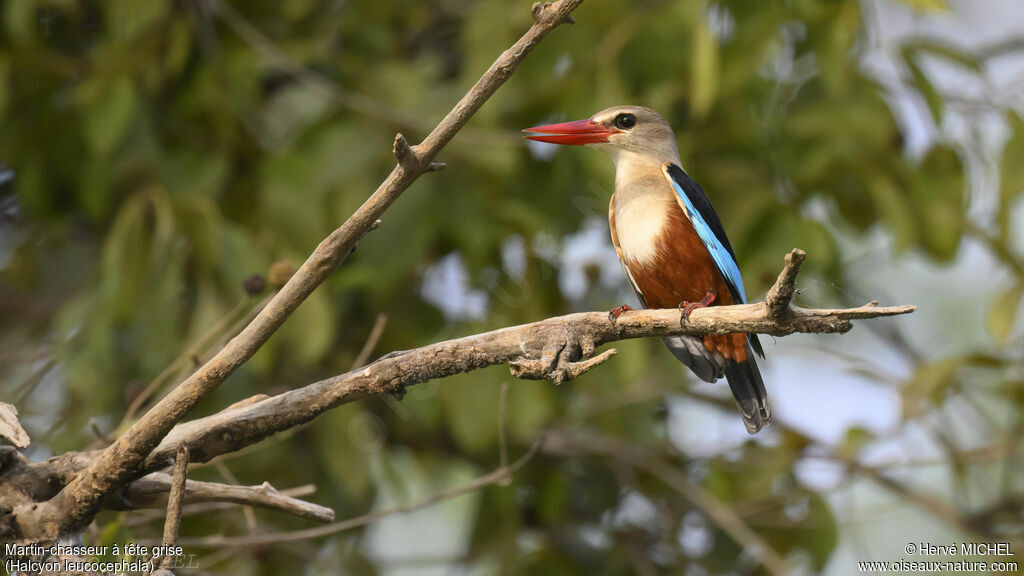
[498,381,510,471]
[167,437,544,548]
[351,314,389,370]
[214,460,257,531]
[155,446,189,571]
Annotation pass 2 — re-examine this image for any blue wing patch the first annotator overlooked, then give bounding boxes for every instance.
[662,163,764,359]
[662,163,746,304]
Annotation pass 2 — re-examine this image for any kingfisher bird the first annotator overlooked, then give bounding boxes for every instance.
[524,106,771,433]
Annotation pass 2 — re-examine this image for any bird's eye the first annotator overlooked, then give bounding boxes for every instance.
[614,113,637,130]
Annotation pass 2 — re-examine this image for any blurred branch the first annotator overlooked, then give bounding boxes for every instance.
[350,313,389,370]
[117,472,333,523]
[162,437,543,548]
[683,388,1011,539]
[213,460,257,531]
[542,429,791,576]
[965,221,1024,277]
[10,0,587,541]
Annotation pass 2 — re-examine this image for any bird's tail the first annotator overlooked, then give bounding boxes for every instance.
[723,346,772,434]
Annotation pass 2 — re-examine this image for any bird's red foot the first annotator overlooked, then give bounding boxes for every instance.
[678,290,716,324]
[608,304,633,324]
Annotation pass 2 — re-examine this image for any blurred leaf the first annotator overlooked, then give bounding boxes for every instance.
[895,0,951,12]
[316,407,374,498]
[0,59,8,118]
[866,174,917,253]
[910,146,965,260]
[439,371,501,455]
[839,426,875,459]
[261,83,334,147]
[99,193,149,319]
[276,285,336,365]
[165,18,192,77]
[690,5,718,120]
[81,77,138,157]
[105,0,170,40]
[3,0,35,44]
[175,195,224,270]
[77,161,112,222]
[506,378,556,441]
[903,357,961,418]
[986,283,1024,345]
[903,50,943,126]
[902,354,1002,418]
[999,113,1024,238]
[901,41,982,71]
[94,516,128,553]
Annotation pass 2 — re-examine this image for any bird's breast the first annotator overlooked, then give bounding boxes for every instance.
[612,187,676,266]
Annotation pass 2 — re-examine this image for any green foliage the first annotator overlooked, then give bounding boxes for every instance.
[999,114,1024,238]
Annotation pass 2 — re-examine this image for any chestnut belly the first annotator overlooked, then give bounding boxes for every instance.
[621,208,748,362]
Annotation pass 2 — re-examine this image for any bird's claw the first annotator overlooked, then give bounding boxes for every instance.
[678,290,717,326]
[608,304,633,325]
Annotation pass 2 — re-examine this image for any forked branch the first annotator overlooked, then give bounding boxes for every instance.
[139,248,913,471]
[9,0,588,541]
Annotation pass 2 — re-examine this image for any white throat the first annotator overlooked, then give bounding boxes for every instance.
[596,145,681,188]
[599,147,682,267]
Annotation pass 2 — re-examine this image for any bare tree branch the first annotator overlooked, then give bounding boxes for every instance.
[139,248,912,471]
[11,0,587,540]
[1,247,916,541]
[118,474,333,523]
[123,484,318,528]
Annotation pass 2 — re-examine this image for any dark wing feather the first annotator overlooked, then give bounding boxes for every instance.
[664,164,739,261]
[663,163,764,358]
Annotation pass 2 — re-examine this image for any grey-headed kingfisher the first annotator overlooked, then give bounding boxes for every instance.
[524,106,771,433]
